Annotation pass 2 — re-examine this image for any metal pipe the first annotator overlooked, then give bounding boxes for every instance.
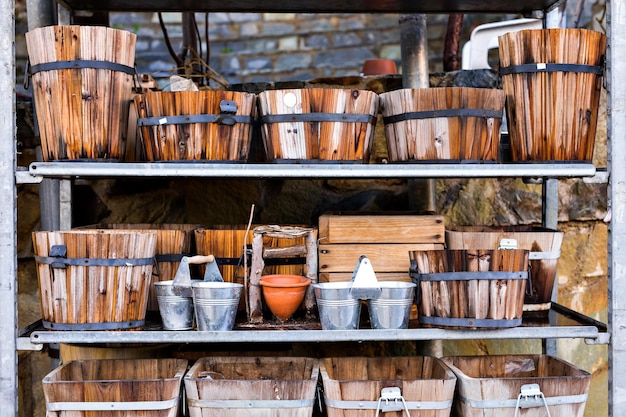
[399,14,436,215]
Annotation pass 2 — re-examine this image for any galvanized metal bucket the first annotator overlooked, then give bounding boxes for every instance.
[192,282,243,331]
[154,280,196,330]
[312,282,361,330]
[367,282,416,329]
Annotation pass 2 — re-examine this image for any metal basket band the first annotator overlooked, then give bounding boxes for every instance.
[261,113,377,124]
[412,271,528,281]
[323,398,453,411]
[383,108,503,124]
[419,316,522,328]
[42,320,145,330]
[138,114,253,126]
[30,59,135,75]
[35,255,154,268]
[46,398,179,412]
[500,62,603,76]
[459,393,588,409]
[187,398,314,408]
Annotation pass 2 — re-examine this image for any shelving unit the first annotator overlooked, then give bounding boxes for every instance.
[3,1,624,416]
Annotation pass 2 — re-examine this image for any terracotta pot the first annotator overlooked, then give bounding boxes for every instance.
[259,274,311,321]
[361,58,397,75]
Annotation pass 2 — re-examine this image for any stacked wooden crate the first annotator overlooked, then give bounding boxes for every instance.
[317,213,446,283]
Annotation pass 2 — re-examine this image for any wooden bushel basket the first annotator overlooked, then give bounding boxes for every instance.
[184,356,319,417]
[32,229,157,330]
[43,358,187,417]
[442,355,591,417]
[25,26,137,161]
[409,249,529,329]
[320,356,457,417]
[445,226,563,311]
[498,29,607,161]
[135,90,256,161]
[379,87,505,162]
[258,88,379,162]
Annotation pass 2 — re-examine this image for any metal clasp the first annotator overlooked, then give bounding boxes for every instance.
[49,245,67,269]
[375,387,411,417]
[514,383,551,417]
[216,100,238,125]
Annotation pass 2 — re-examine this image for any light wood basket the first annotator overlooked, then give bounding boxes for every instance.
[380,87,505,162]
[258,88,379,162]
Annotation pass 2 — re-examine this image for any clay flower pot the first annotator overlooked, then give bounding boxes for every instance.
[259,274,311,321]
[361,58,397,75]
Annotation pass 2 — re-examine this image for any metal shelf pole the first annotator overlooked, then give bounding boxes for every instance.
[1,1,17,417]
[608,1,626,416]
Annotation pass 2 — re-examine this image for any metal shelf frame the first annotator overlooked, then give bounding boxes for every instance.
[3,1,622,417]
[24,161,597,181]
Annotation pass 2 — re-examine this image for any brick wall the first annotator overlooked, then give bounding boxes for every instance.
[107,12,514,87]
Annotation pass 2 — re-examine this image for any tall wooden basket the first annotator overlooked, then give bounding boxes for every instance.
[135,90,256,161]
[25,25,137,161]
[380,87,505,162]
[32,229,157,330]
[258,88,379,162]
[498,29,606,161]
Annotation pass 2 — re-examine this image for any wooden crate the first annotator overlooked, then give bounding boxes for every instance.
[320,356,456,417]
[318,213,445,282]
[43,358,187,417]
[442,355,591,417]
[319,213,445,244]
[184,356,319,417]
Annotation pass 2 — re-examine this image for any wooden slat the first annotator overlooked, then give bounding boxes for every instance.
[318,213,445,244]
[318,243,444,273]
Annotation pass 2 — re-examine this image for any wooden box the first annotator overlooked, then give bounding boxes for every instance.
[442,355,591,417]
[43,358,187,417]
[184,356,319,417]
[318,213,445,282]
[320,356,456,417]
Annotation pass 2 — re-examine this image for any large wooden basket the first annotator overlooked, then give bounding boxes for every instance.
[43,358,187,417]
[409,249,529,329]
[25,25,136,161]
[320,356,457,417]
[32,229,157,330]
[442,355,590,417]
[258,88,379,162]
[184,356,319,417]
[498,28,606,161]
[135,90,256,161]
[379,87,505,162]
